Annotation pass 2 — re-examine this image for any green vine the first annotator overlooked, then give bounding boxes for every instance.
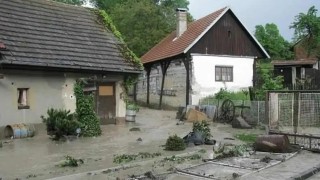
[95,10,143,70]
[74,80,101,137]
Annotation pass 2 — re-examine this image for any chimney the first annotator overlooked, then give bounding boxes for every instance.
[176,8,188,37]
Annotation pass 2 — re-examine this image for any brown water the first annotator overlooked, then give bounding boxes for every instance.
[0,108,261,180]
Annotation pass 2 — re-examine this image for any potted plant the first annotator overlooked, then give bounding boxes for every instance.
[125,102,139,122]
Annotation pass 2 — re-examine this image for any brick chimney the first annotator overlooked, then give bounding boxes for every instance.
[176,8,188,37]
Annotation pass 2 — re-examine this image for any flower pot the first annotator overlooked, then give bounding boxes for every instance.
[125,109,136,122]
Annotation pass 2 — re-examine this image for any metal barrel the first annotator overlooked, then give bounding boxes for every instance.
[4,124,21,139]
[18,124,28,138]
[125,110,136,122]
[4,124,35,139]
[254,135,290,153]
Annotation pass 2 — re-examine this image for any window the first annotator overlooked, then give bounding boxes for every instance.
[228,30,232,38]
[215,66,233,82]
[18,88,29,109]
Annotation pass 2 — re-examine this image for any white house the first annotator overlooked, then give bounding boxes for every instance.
[136,7,269,108]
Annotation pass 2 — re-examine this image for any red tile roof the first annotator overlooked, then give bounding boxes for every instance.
[141,7,228,64]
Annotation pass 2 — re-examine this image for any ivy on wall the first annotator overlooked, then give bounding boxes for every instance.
[74,80,101,137]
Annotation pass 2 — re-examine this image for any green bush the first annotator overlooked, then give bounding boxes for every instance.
[41,108,82,140]
[165,134,186,151]
[193,121,212,140]
[214,88,249,100]
[126,101,140,111]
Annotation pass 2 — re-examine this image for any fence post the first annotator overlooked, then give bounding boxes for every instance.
[293,92,299,144]
[265,91,269,133]
[257,101,260,125]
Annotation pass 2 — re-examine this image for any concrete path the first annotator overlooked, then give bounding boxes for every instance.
[241,150,320,180]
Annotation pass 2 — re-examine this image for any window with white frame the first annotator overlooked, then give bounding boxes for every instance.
[215,66,233,82]
[18,88,29,109]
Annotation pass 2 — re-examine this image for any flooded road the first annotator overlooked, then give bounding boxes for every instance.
[0,108,261,180]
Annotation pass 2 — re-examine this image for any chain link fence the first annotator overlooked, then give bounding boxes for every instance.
[267,91,320,135]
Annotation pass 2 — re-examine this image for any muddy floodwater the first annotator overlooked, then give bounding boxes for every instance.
[0,108,265,180]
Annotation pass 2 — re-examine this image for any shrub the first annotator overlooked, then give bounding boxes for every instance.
[60,155,84,167]
[214,88,249,100]
[165,134,186,151]
[41,108,82,140]
[126,101,140,111]
[193,121,212,140]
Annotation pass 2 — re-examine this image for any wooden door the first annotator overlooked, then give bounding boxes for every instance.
[97,83,116,124]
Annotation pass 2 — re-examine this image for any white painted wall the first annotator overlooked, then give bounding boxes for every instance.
[191,55,254,105]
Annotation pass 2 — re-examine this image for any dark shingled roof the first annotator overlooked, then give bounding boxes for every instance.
[0,0,141,73]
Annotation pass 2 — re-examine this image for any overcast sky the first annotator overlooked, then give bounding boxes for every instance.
[188,0,320,41]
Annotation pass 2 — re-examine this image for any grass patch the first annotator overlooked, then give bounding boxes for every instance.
[234,133,257,143]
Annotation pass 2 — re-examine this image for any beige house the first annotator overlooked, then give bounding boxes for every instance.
[0,0,141,136]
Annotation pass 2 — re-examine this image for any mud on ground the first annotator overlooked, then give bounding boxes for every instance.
[0,108,264,180]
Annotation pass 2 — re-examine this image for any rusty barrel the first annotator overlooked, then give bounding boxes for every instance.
[254,135,290,153]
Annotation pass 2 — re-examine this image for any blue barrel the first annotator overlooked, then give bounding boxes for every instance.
[19,124,28,138]
[12,124,21,139]
[4,124,35,139]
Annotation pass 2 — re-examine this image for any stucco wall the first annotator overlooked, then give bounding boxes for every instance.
[136,60,187,107]
[0,70,78,127]
[0,70,126,128]
[191,55,254,104]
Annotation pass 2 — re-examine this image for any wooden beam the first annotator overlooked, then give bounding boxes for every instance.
[182,56,191,106]
[145,64,152,105]
[159,61,171,109]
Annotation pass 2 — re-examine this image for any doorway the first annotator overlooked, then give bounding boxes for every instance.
[97,83,116,124]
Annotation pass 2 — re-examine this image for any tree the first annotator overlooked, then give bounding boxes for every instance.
[291,6,320,57]
[53,0,85,5]
[91,0,192,57]
[254,23,293,60]
[90,0,128,12]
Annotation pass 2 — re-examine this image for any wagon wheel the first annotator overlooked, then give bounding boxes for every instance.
[220,99,235,123]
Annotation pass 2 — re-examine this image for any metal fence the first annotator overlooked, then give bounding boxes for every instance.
[199,98,266,126]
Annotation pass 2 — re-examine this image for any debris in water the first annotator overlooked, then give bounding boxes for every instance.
[260,156,272,163]
[232,172,240,178]
[224,137,235,140]
[59,155,84,167]
[144,171,156,179]
[129,127,141,131]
